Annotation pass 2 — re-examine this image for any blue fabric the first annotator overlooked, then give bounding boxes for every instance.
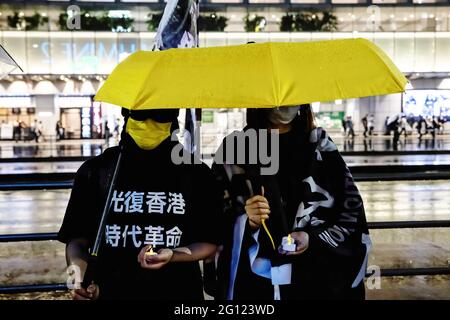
[227,214,247,300]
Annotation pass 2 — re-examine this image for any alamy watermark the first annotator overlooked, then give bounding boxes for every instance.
[66,264,82,290]
[66,5,81,30]
[366,264,381,290]
[171,127,280,175]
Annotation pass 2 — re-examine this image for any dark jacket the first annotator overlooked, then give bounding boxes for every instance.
[211,126,371,300]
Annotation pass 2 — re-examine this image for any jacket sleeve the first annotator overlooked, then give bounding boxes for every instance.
[294,128,371,287]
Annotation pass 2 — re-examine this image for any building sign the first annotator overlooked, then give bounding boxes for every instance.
[316,111,345,130]
[2,31,450,75]
[56,96,92,108]
[403,90,450,118]
[202,110,214,123]
[3,32,141,75]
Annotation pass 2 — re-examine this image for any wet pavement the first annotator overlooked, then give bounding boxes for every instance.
[359,180,450,222]
[344,154,450,166]
[1,180,449,235]
[1,154,450,176]
[1,133,450,160]
[333,134,450,153]
[0,140,106,159]
[0,162,82,175]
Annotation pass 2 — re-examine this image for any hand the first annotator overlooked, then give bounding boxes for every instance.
[245,187,270,230]
[278,231,309,256]
[138,245,173,270]
[72,283,99,300]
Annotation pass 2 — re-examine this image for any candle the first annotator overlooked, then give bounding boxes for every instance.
[145,246,158,257]
[282,234,296,252]
[287,234,293,245]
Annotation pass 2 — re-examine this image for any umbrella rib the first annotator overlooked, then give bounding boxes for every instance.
[135,51,161,109]
[267,42,280,107]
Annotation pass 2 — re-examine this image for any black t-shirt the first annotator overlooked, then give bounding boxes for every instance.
[58,136,222,300]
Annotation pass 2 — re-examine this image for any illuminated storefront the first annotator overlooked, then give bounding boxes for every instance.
[1,31,449,74]
[0,29,449,136]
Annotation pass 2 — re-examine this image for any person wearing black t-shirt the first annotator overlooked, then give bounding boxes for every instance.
[58,108,222,300]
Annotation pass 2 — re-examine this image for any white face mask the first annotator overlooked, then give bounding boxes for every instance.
[267,106,300,125]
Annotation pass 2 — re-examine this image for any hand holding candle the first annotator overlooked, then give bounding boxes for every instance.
[281,234,297,252]
[279,231,309,255]
[138,245,173,270]
[145,246,158,258]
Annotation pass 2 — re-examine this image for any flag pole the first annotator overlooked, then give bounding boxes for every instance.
[81,146,123,289]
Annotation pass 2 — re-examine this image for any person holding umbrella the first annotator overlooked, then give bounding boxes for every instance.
[210,105,371,300]
[58,108,222,300]
[90,38,407,300]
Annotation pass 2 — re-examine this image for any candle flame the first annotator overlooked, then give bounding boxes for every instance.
[287,234,292,245]
[146,246,157,256]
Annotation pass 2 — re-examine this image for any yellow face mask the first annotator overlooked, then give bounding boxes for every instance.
[126,117,172,150]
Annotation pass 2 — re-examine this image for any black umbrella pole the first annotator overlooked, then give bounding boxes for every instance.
[82,150,123,289]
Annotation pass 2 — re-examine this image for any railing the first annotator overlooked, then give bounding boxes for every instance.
[2,165,450,192]
[1,219,449,295]
[1,133,450,161]
[0,135,107,160]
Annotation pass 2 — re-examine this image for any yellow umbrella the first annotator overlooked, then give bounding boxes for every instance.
[95,38,407,110]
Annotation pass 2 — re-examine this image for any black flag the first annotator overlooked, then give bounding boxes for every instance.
[154,0,200,153]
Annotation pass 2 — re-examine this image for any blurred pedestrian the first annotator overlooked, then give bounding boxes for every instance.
[56,121,63,140]
[19,121,27,142]
[431,117,440,139]
[425,117,435,139]
[13,120,20,142]
[104,120,110,140]
[406,114,415,130]
[392,118,400,150]
[36,121,44,142]
[345,116,355,139]
[368,114,375,136]
[31,119,38,142]
[113,118,120,142]
[361,115,368,137]
[383,116,390,135]
[399,116,408,138]
[437,116,445,135]
[417,116,426,140]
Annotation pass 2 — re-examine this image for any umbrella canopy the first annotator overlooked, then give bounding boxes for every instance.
[95,38,407,110]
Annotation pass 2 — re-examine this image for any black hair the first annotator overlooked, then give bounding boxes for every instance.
[246,104,316,134]
[121,108,179,123]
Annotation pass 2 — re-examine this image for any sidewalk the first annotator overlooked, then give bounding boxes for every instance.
[0,138,112,159]
[2,154,450,176]
[0,138,110,147]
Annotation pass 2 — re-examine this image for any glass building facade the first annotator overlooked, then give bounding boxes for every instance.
[0,0,449,141]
